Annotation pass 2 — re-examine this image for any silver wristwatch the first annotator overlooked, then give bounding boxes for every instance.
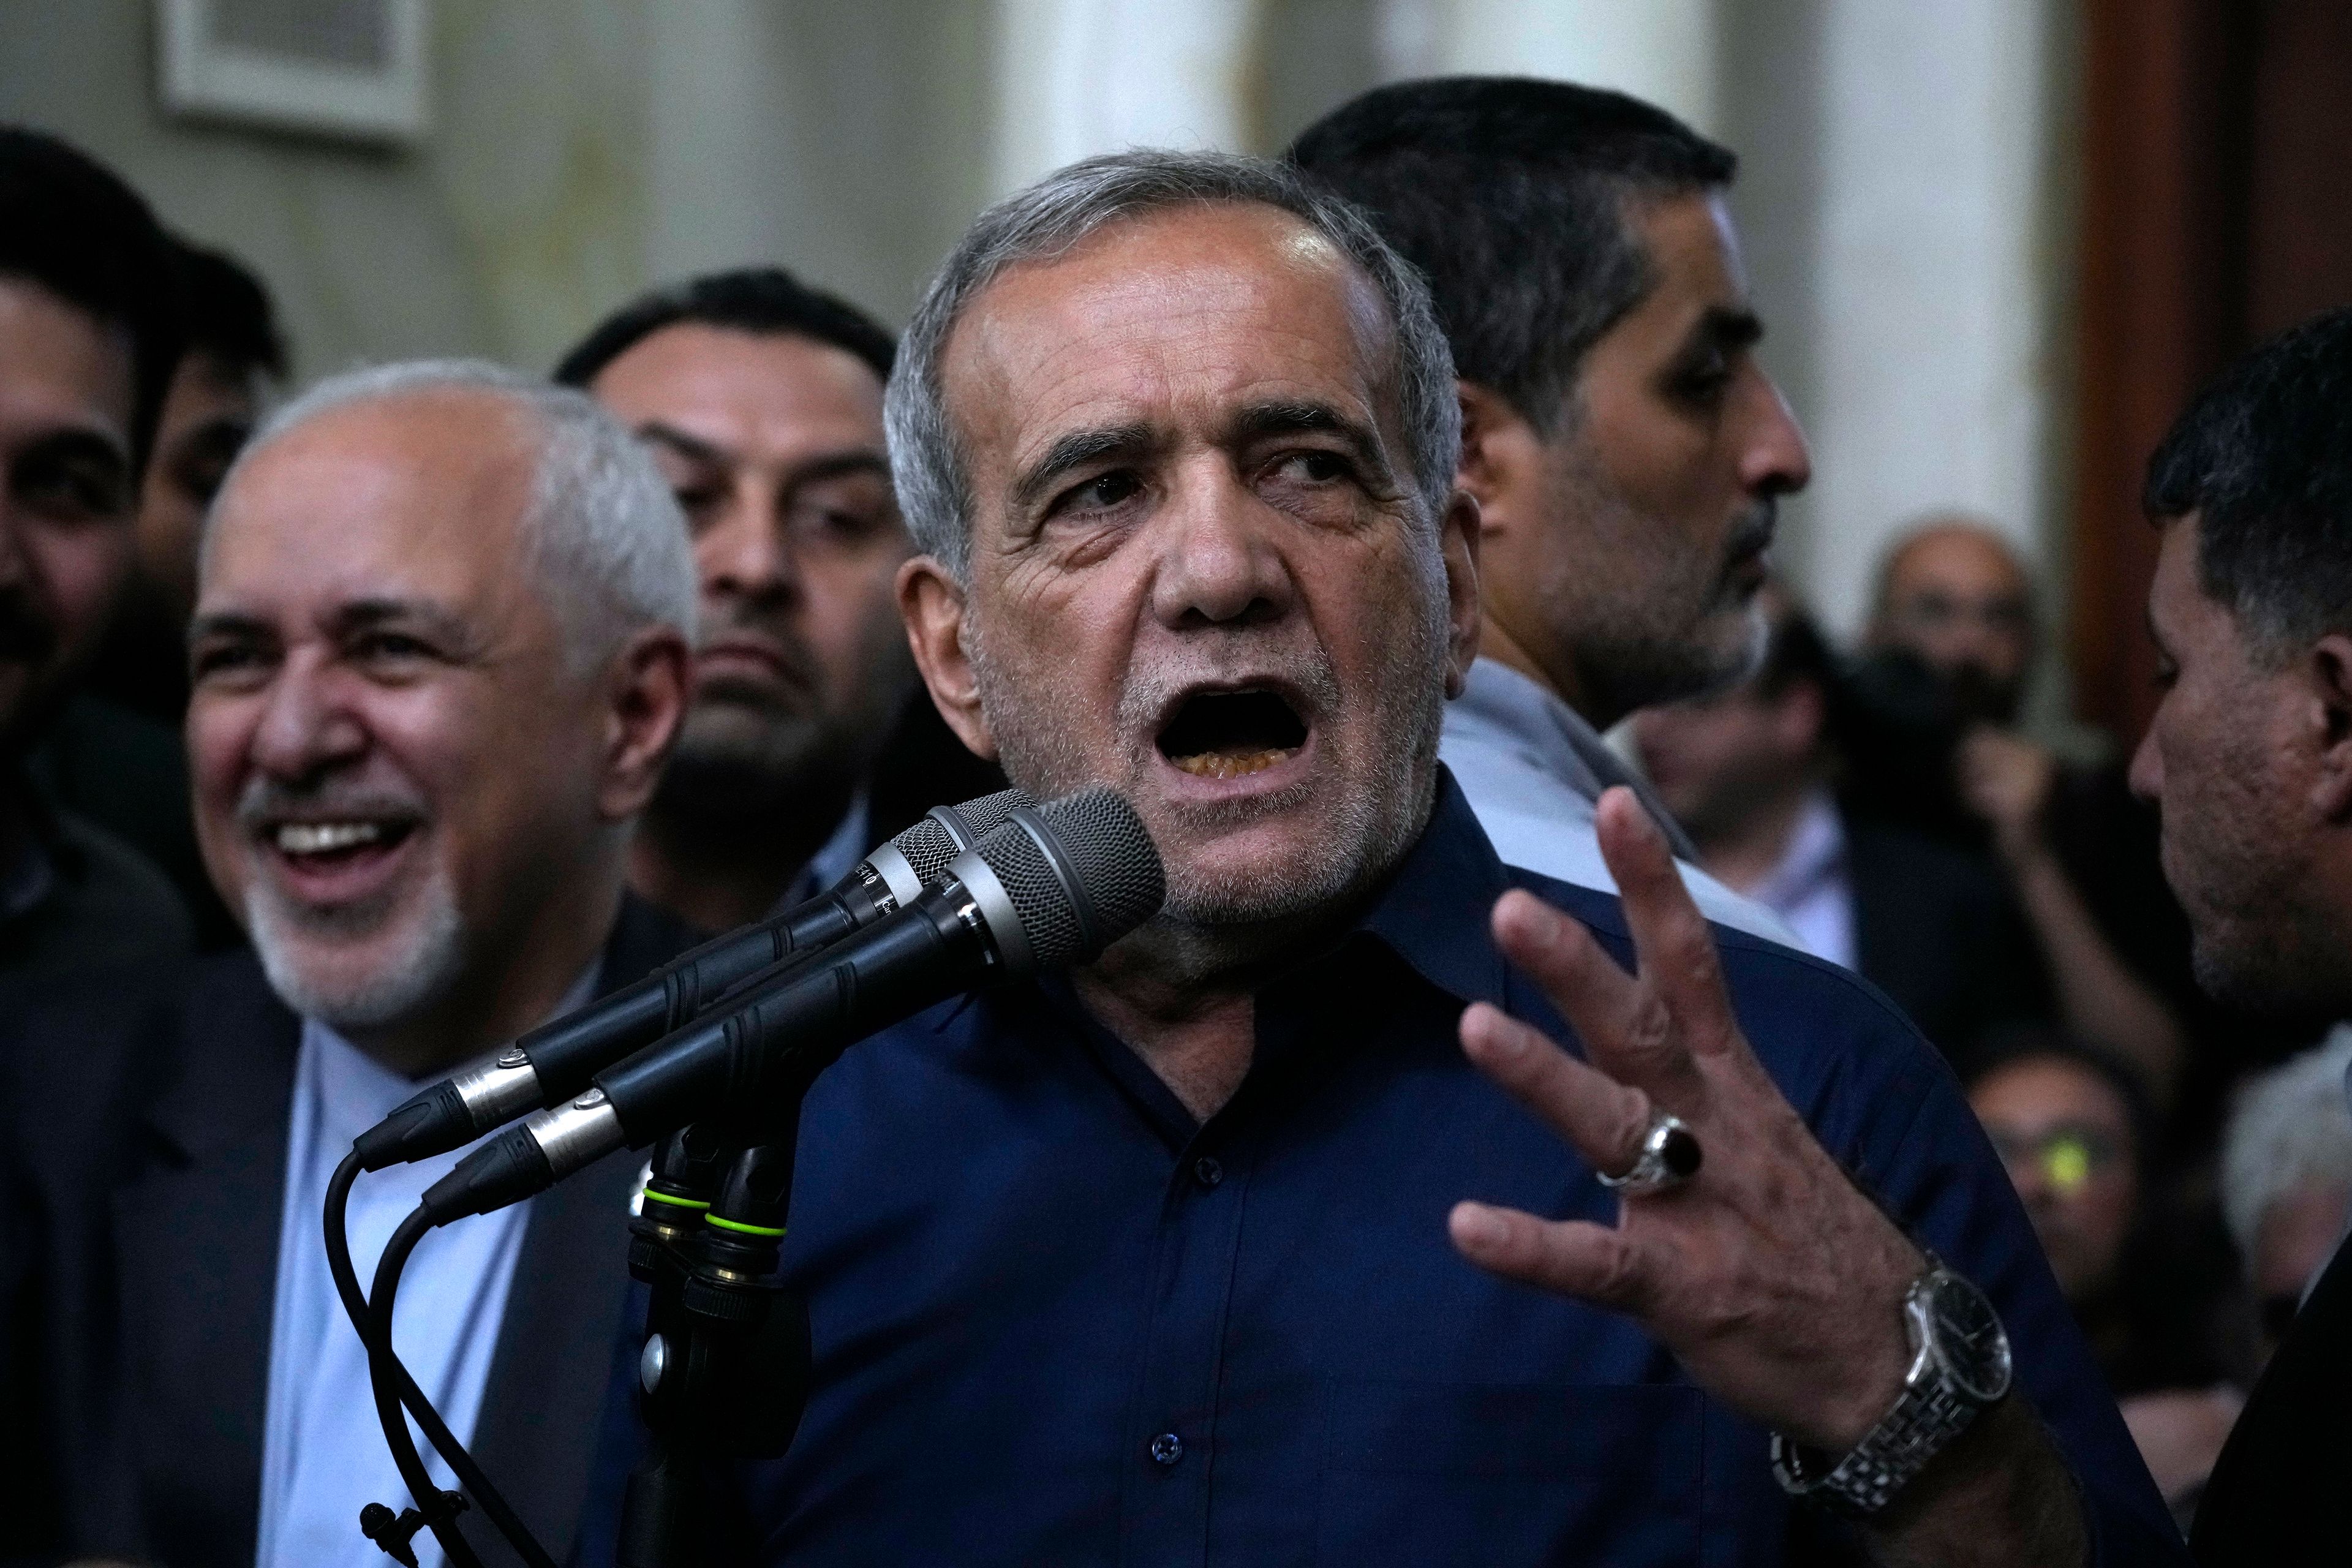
[1770,1258,2015,1517]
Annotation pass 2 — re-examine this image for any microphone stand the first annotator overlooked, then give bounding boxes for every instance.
[617,1114,813,1568]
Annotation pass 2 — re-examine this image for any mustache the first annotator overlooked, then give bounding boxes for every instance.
[1112,637,1343,741]
[235,775,431,831]
[696,605,821,685]
[1724,499,1777,567]
[0,590,57,663]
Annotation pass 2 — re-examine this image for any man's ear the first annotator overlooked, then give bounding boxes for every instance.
[897,554,998,760]
[2310,632,2352,823]
[1438,489,1482,698]
[1455,380,1539,543]
[598,625,693,821]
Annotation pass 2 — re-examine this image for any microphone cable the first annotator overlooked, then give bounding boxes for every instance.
[326,1148,559,1568]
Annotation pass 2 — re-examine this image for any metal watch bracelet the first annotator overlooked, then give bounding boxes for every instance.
[1769,1259,2015,1518]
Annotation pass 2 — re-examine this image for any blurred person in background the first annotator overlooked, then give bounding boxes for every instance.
[2109,306,2352,1562]
[1969,1033,2246,1529]
[1632,583,2046,1060]
[0,126,192,1012]
[2220,1027,2352,1363]
[100,235,287,716]
[1863,518,2195,1110]
[0,361,699,1567]
[558,268,1002,932]
[1291,78,1807,948]
[33,235,287,949]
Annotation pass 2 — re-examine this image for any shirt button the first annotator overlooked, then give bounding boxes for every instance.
[1193,1156,1224,1188]
[1149,1431,1185,1466]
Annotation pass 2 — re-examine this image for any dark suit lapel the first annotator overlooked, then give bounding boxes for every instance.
[464,1148,642,1566]
[466,895,700,1566]
[116,957,301,1567]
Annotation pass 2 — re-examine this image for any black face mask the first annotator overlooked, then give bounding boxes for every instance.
[1826,647,1978,845]
[1940,659,2024,729]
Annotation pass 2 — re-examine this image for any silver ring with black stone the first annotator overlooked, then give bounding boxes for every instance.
[1596,1112,1703,1197]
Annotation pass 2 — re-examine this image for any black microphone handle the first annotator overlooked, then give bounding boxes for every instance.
[423,884,995,1224]
[355,878,889,1170]
[525,883,883,1101]
[602,885,993,1143]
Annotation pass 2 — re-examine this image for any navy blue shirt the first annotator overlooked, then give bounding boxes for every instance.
[741,774,2181,1565]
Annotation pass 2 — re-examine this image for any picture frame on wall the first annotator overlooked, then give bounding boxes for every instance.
[156,0,432,146]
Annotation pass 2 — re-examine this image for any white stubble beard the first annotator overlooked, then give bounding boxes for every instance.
[246,861,470,1038]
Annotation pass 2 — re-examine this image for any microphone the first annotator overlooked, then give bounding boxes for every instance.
[353,788,1035,1170]
[420,786,1163,1224]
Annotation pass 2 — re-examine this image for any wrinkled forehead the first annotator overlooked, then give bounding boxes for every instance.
[940,203,1402,492]
[202,390,540,622]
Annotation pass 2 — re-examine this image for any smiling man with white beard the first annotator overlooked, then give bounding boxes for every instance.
[0,361,706,1568]
[722,151,2179,1566]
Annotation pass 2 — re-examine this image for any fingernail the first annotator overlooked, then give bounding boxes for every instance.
[1464,1006,1524,1057]
[1451,1204,1507,1248]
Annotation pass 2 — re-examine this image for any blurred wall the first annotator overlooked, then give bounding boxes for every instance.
[0,0,649,380]
[1725,0,2079,669]
[0,0,993,381]
[1,0,2083,699]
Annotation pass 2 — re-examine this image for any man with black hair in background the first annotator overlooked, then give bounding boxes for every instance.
[37,236,288,948]
[1289,77,1808,948]
[0,126,194,1007]
[2111,306,2352,1562]
[558,268,1003,932]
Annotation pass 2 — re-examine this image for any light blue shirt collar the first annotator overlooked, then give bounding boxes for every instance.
[257,965,598,1568]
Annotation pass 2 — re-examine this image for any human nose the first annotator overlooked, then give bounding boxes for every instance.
[700,484,801,606]
[1739,372,1811,499]
[1148,469,1293,630]
[249,653,368,781]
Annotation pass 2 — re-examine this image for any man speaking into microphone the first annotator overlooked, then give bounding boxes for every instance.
[1,363,702,1568]
[725,151,2177,1564]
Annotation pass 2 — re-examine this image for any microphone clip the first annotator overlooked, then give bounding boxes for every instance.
[359,1489,470,1567]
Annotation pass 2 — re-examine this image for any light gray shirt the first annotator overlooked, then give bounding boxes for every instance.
[1439,657,1806,949]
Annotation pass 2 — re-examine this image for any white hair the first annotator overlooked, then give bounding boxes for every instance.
[2221,1025,2352,1254]
[221,358,696,669]
[886,149,1460,581]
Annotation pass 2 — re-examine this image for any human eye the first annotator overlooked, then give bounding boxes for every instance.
[1268,448,1355,486]
[189,636,274,687]
[351,628,440,673]
[1664,347,1735,410]
[13,445,130,521]
[1050,470,1145,518]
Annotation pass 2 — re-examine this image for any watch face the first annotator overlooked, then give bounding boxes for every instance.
[1924,1271,2015,1403]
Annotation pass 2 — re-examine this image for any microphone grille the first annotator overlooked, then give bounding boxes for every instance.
[891,787,1035,886]
[973,787,1165,970]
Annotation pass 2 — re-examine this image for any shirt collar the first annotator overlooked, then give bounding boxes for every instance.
[805,790,872,891]
[1451,658,1613,803]
[299,961,604,1150]
[1344,766,1514,1013]
[769,793,873,914]
[1449,658,1702,864]
[1003,769,1516,1030]
[1747,788,1848,913]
